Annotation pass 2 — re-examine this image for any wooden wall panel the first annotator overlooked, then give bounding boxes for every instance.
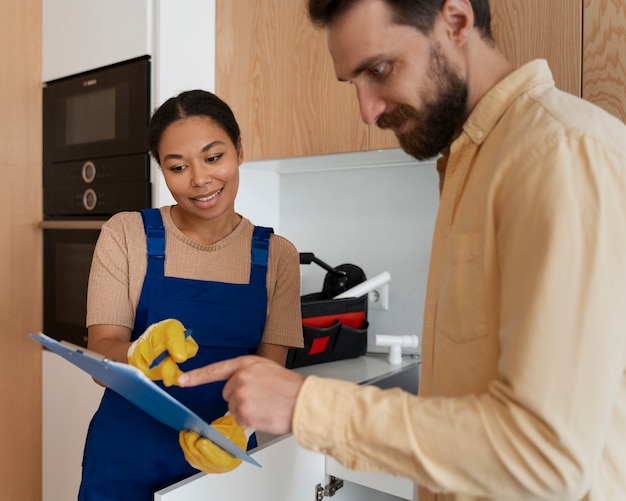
[0,0,43,499]
[216,0,368,160]
[491,0,582,97]
[583,0,626,122]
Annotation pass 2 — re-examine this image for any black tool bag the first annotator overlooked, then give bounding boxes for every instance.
[286,253,369,369]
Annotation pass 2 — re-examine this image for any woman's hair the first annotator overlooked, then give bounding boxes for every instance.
[308,0,493,41]
[148,90,241,165]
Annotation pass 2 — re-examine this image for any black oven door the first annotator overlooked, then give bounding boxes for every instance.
[43,56,150,163]
[43,221,103,348]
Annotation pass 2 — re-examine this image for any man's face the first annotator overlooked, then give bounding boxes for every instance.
[377,44,468,160]
[328,0,468,160]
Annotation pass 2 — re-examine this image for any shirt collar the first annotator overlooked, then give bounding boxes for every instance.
[461,59,555,146]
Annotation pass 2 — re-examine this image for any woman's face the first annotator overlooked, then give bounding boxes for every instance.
[158,116,242,224]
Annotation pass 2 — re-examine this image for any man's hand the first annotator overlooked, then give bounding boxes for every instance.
[178,356,306,435]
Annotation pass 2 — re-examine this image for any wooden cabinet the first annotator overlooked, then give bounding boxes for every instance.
[0,0,42,500]
[215,0,398,161]
[582,0,626,122]
[491,0,582,96]
[218,0,624,162]
[492,0,626,123]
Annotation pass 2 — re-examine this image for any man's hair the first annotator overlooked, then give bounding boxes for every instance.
[308,0,493,41]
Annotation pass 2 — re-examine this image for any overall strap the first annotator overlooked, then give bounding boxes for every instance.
[140,208,166,276]
[250,226,273,286]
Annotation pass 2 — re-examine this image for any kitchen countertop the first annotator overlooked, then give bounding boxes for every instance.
[294,351,420,383]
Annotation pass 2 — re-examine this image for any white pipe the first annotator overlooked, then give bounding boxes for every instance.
[375,335,419,349]
[333,271,391,299]
[375,334,419,365]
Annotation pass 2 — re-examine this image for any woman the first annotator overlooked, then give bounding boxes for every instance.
[79,90,303,500]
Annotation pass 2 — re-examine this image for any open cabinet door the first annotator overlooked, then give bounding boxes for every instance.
[155,435,326,501]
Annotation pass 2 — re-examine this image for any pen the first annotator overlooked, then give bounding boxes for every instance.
[149,329,193,369]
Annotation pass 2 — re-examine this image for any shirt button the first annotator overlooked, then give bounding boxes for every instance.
[476,131,484,139]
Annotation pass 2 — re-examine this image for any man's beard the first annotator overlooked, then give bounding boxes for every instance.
[377,44,468,161]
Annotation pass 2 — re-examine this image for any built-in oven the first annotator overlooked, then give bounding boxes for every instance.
[42,56,152,347]
[42,222,103,347]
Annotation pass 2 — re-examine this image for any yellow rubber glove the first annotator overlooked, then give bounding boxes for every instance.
[127,318,199,387]
[179,414,250,474]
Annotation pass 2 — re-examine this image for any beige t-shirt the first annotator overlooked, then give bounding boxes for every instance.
[87,206,304,349]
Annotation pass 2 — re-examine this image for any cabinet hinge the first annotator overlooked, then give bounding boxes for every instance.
[316,476,344,500]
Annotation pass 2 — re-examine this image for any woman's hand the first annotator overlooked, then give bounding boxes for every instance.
[128,318,198,386]
[179,414,249,474]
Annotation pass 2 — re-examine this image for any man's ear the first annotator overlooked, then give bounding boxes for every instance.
[441,0,474,46]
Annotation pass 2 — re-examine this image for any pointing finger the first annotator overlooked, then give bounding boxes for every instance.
[178,355,263,387]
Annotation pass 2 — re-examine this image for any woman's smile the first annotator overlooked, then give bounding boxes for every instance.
[191,187,223,203]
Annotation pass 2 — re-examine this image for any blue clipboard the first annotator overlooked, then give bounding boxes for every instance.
[30,332,260,468]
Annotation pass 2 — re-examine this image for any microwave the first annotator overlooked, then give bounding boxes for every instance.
[43,55,151,164]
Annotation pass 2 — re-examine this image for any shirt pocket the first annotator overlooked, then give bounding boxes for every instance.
[436,233,488,343]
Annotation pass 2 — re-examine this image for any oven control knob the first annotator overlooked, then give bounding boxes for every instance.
[81,161,96,183]
[83,188,97,211]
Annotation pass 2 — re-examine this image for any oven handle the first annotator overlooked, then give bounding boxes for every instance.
[39,220,105,230]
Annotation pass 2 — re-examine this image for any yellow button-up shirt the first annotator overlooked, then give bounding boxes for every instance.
[293,60,626,501]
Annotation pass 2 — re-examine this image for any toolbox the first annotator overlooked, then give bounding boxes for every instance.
[286,253,369,369]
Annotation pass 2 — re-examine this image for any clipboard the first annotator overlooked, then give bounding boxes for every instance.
[30,332,260,468]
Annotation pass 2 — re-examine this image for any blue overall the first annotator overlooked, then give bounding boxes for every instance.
[79,209,272,501]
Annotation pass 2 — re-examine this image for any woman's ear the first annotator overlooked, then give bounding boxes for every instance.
[441,0,474,46]
[237,137,244,165]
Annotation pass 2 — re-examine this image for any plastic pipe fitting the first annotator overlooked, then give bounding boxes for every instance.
[375,334,419,365]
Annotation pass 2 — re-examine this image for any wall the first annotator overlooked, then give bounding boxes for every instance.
[237,149,440,353]
[0,0,43,500]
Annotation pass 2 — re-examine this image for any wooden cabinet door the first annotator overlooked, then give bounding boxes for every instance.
[216,0,368,161]
[490,0,582,97]
[217,0,625,158]
[583,0,626,122]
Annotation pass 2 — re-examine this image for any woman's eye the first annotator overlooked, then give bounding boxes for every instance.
[169,164,186,172]
[206,153,223,163]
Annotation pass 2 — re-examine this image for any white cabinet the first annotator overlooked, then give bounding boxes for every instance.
[42,350,105,501]
[42,0,152,82]
[156,355,418,501]
[43,0,216,99]
[156,434,410,501]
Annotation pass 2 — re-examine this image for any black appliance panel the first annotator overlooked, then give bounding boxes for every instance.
[42,57,152,347]
[43,153,151,219]
[43,56,150,163]
[43,226,102,347]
